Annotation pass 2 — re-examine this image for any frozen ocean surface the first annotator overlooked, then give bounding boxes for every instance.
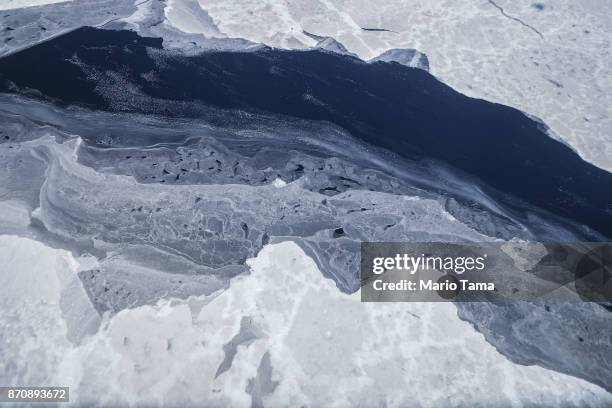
[0,2,611,405]
[1,235,611,407]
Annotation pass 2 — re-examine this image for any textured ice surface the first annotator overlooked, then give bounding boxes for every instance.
[0,112,491,298]
[1,237,611,407]
[1,96,612,393]
[164,0,222,38]
[311,36,358,58]
[2,28,610,239]
[370,48,429,71]
[0,0,72,10]
[458,300,612,395]
[1,9,611,400]
[0,0,138,57]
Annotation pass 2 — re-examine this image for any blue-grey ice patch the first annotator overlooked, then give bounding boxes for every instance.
[0,0,259,59]
[0,0,138,57]
[246,352,278,408]
[216,316,262,379]
[0,99,566,305]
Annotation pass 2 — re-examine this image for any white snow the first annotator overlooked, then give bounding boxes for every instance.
[120,0,152,28]
[272,177,287,188]
[1,236,610,406]
[163,0,222,37]
[0,234,100,388]
[0,0,72,10]
[170,0,316,48]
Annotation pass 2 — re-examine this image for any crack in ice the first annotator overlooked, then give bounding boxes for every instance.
[487,0,544,39]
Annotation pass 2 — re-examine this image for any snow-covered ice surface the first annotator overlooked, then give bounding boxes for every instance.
[1,236,611,407]
[0,0,72,10]
[160,0,612,171]
[163,0,222,37]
